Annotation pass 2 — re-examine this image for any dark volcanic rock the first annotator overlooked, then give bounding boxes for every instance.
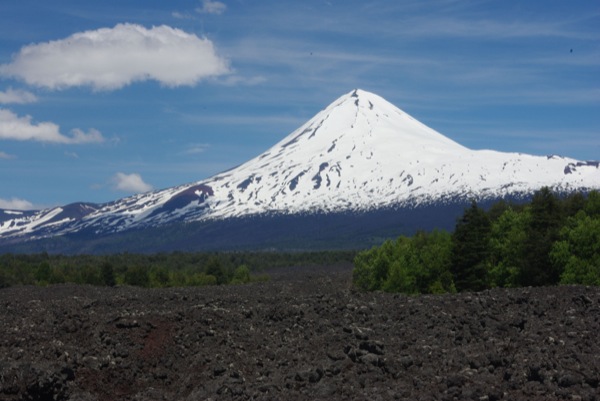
[1,265,599,400]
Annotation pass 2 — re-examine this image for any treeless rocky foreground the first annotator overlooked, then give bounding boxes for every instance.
[1,264,599,400]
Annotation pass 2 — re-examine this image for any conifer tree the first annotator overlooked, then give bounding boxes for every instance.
[450,200,491,292]
[520,187,563,286]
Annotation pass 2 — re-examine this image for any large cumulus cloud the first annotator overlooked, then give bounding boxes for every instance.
[0,23,230,91]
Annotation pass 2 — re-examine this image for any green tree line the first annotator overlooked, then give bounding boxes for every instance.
[0,250,355,289]
[353,188,600,294]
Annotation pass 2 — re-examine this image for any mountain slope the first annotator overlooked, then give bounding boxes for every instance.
[201,89,597,217]
[1,89,599,248]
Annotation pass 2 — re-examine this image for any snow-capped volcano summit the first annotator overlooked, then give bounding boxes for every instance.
[197,88,597,217]
[206,89,469,217]
[1,89,599,250]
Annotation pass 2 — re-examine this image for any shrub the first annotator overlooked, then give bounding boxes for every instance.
[123,265,150,287]
[231,265,251,284]
[353,231,454,295]
[187,273,217,286]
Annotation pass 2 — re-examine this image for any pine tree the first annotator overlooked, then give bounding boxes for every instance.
[450,201,491,292]
[520,187,564,286]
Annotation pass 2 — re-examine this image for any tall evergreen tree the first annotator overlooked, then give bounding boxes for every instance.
[585,191,600,217]
[450,201,491,292]
[520,187,564,286]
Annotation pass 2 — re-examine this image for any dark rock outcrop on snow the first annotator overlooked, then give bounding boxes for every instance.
[1,265,599,400]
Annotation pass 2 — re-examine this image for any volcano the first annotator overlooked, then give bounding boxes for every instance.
[1,89,598,253]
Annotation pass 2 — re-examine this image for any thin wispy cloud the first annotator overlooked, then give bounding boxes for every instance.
[388,15,599,40]
[497,88,600,105]
[224,37,435,89]
[196,0,227,15]
[111,172,153,193]
[0,88,38,104]
[217,75,267,86]
[172,11,194,20]
[69,128,105,144]
[177,111,305,128]
[275,2,600,42]
[0,151,15,160]
[183,143,211,155]
[225,13,599,108]
[0,108,105,144]
[427,86,600,106]
[0,23,230,91]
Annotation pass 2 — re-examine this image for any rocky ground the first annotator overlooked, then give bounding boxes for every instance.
[0,264,599,401]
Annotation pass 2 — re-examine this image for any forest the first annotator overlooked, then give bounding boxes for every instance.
[0,250,356,289]
[353,188,600,294]
[2,187,598,293]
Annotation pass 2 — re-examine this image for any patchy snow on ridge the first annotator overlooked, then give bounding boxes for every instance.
[1,89,599,240]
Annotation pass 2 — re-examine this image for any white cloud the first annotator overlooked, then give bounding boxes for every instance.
[111,172,153,193]
[70,128,105,144]
[0,151,15,159]
[0,108,105,144]
[0,23,230,91]
[183,143,210,155]
[395,15,600,40]
[172,11,194,19]
[0,88,38,104]
[0,197,34,210]
[196,0,227,15]
[218,75,267,86]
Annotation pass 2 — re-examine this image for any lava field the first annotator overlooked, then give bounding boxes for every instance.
[1,264,599,400]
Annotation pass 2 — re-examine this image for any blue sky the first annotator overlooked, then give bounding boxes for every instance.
[0,0,598,210]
